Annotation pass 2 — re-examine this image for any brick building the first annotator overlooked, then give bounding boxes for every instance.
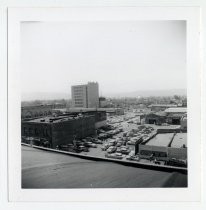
[21,115,95,148]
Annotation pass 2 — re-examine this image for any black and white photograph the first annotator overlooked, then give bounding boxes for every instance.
[4,5,203,204]
[20,20,188,188]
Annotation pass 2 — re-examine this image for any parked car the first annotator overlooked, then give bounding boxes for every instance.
[126,154,140,162]
[116,142,122,147]
[90,143,97,148]
[105,153,123,159]
[127,141,132,145]
[86,137,94,141]
[118,128,123,132]
[75,141,84,146]
[116,147,122,153]
[120,147,130,155]
[98,133,106,140]
[108,139,116,145]
[78,145,89,152]
[92,139,102,144]
[101,144,110,151]
[106,146,116,153]
[84,142,93,147]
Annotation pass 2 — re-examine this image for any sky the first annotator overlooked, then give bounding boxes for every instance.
[20,21,186,100]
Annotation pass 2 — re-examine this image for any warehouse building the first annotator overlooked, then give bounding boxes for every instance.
[164,107,187,114]
[138,131,187,162]
[145,107,187,126]
[148,104,177,112]
[145,112,167,125]
[165,107,187,125]
[21,115,95,148]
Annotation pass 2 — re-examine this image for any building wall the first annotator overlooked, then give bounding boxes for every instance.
[22,116,96,148]
[71,82,99,108]
[168,147,187,160]
[151,107,167,112]
[138,143,187,161]
[157,128,181,133]
[21,122,52,146]
[71,85,88,108]
[95,120,107,129]
[139,144,168,161]
[81,111,107,128]
[87,82,99,108]
[180,118,187,131]
[145,114,166,125]
[51,116,95,148]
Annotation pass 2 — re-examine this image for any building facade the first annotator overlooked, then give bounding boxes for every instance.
[148,104,177,112]
[21,115,96,148]
[145,112,167,125]
[138,131,187,162]
[71,85,88,108]
[71,82,99,108]
[66,108,107,128]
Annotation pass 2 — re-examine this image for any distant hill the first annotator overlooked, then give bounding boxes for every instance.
[104,89,187,98]
[21,92,69,101]
[22,89,186,101]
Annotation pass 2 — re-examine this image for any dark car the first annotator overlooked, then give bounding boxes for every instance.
[84,142,93,147]
[120,148,130,155]
[78,145,89,152]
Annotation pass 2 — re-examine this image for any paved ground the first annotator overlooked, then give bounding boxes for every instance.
[22,146,187,188]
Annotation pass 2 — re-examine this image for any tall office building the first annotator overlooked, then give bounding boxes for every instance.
[71,82,99,108]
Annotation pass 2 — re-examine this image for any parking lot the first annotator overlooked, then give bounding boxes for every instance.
[53,111,184,166]
[56,112,157,163]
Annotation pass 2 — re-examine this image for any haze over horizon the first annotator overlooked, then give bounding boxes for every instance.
[21,21,186,101]
[21,88,187,101]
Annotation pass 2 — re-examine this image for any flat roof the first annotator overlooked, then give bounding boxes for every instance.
[148,104,177,108]
[25,115,93,124]
[146,133,174,147]
[146,111,167,117]
[165,107,187,113]
[22,146,187,188]
[52,108,67,112]
[171,133,187,148]
[67,108,122,112]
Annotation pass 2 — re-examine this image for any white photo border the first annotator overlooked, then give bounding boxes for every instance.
[7,7,201,202]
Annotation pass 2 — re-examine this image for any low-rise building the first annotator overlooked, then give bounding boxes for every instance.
[148,104,177,112]
[145,112,167,125]
[165,108,187,125]
[21,115,95,148]
[164,107,187,114]
[138,131,187,162]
